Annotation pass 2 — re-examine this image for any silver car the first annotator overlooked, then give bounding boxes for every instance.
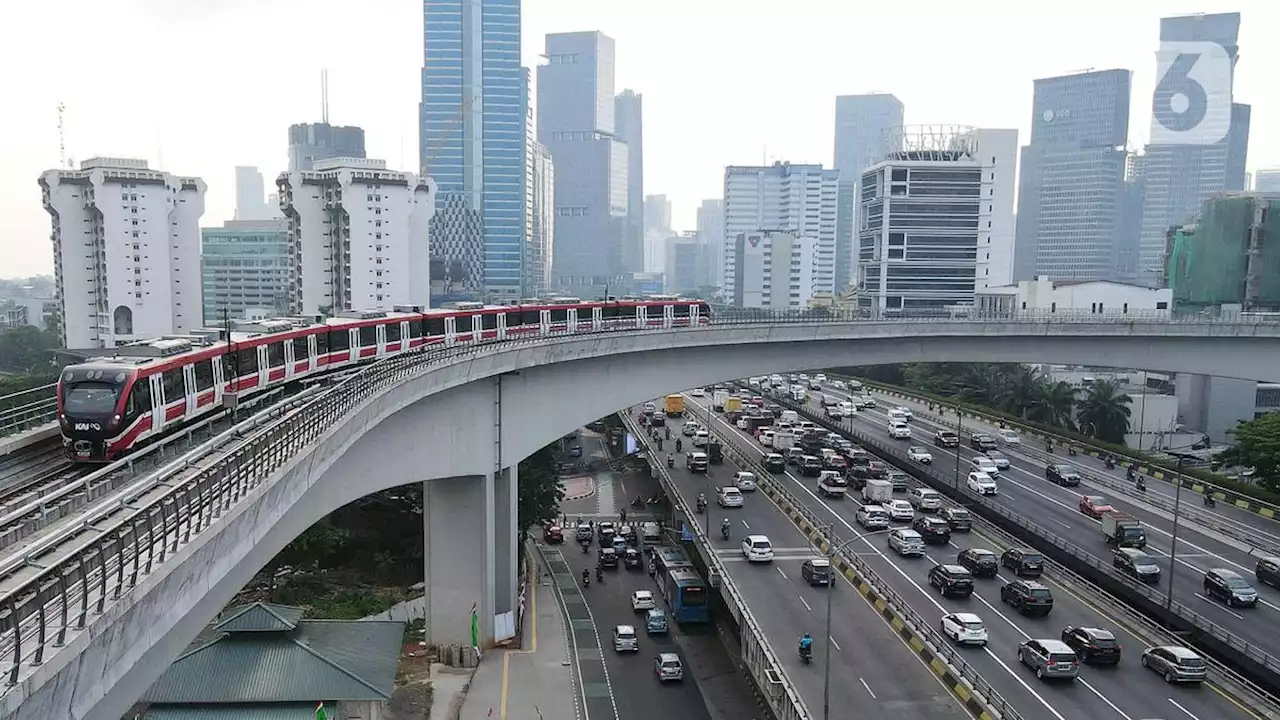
[654,652,684,681]
[1017,639,1080,681]
[1141,646,1208,683]
[614,625,639,652]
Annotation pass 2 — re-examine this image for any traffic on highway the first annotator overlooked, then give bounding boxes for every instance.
[657,380,1262,720]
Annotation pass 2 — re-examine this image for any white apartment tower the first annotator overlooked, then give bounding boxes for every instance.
[857,126,1017,311]
[729,231,816,308]
[40,157,207,349]
[723,163,838,297]
[278,158,436,316]
[527,140,556,297]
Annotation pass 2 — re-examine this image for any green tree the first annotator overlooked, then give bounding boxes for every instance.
[1027,381,1076,429]
[1075,379,1132,444]
[0,326,60,374]
[518,442,564,538]
[1217,414,1280,491]
[990,365,1042,415]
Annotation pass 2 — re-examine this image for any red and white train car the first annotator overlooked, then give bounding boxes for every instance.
[57,298,710,463]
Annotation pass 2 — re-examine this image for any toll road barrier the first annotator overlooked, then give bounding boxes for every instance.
[705,412,1018,720]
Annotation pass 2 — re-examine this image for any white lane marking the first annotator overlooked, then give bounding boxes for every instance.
[1167,697,1201,720]
[860,677,876,699]
[1053,519,1073,529]
[696,409,1075,720]
[798,595,812,612]
[776,566,789,580]
[1194,593,1245,620]
[829,635,842,651]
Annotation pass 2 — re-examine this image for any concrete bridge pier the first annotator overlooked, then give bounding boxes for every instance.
[423,465,518,649]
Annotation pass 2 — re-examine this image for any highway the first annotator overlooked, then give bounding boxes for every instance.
[681,392,1258,720]
[644,402,974,720]
[810,383,1280,663]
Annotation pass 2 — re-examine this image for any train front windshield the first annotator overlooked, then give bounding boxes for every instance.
[63,382,122,415]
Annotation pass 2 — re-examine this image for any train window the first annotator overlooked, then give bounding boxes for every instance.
[161,369,184,402]
[124,381,151,419]
[237,348,259,375]
[523,310,540,325]
[329,330,350,352]
[505,311,522,328]
[672,304,690,317]
[267,342,285,368]
[359,325,377,347]
[408,319,423,338]
[426,318,446,336]
[193,360,214,391]
[480,313,498,331]
[697,302,711,316]
[601,305,621,320]
[454,315,472,334]
[292,336,309,361]
[316,332,329,354]
[385,322,402,343]
[549,308,568,323]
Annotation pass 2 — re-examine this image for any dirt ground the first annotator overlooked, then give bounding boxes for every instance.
[386,645,436,720]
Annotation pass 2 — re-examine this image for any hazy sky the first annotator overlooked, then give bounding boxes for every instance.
[2,1,1275,279]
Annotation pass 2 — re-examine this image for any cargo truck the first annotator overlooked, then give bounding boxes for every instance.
[712,390,730,412]
[862,478,892,505]
[818,470,848,498]
[665,395,685,417]
[773,432,796,453]
[723,397,743,420]
[1101,512,1146,548]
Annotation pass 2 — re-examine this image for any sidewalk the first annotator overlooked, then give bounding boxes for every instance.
[460,550,577,720]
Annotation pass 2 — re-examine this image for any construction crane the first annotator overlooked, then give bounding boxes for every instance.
[420,94,476,170]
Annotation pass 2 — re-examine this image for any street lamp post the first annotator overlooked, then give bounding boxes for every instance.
[820,525,892,720]
[952,405,964,489]
[1163,450,1192,619]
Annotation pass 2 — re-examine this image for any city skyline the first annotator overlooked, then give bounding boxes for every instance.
[4,1,1280,279]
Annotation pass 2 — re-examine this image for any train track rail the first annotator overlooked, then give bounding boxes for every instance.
[0,443,64,496]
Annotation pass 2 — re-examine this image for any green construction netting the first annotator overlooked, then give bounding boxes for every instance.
[1167,195,1280,310]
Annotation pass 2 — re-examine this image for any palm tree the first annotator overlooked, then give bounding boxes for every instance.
[1075,379,1133,444]
[1028,381,1076,429]
[992,365,1043,417]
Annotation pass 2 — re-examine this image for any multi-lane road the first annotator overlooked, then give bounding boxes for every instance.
[811,383,1280,663]
[673,391,1259,720]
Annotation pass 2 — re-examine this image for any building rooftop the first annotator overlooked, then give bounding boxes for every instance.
[141,602,403,705]
[979,277,1166,292]
[142,703,320,720]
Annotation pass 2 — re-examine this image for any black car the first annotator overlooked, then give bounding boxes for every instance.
[1112,547,1161,584]
[1257,557,1280,588]
[623,547,642,569]
[574,523,593,542]
[801,558,832,586]
[928,564,975,598]
[1060,626,1121,665]
[969,434,997,451]
[764,453,787,473]
[940,506,972,532]
[1046,463,1082,487]
[599,547,619,568]
[1000,580,1054,616]
[1203,568,1259,607]
[935,430,960,448]
[912,516,952,545]
[958,548,1000,578]
[1002,547,1044,577]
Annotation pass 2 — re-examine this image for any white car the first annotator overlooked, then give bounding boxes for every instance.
[689,387,705,397]
[614,624,639,652]
[717,486,744,507]
[631,590,656,612]
[908,446,933,463]
[888,529,926,557]
[967,471,998,496]
[742,535,774,562]
[814,373,828,384]
[940,613,988,647]
[971,456,1000,476]
[886,498,914,522]
[856,505,890,530]
[997,429,1021,445]
[894,406,915,421]
[888,422,912,440]
[732,471,758,491]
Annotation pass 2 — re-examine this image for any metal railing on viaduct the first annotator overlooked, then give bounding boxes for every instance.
[1,308,1279,720]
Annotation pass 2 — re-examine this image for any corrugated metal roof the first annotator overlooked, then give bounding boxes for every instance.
[215,603,303,633]
[143,704,317,720]
[143,619,403,704]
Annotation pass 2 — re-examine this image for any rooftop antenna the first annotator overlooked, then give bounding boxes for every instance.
[321,69,329,124]
[57,102,71,169]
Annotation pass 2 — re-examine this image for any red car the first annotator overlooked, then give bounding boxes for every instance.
[543,524,564,544]
[1079,495,1114,519]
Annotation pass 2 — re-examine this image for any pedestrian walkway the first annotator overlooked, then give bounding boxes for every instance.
[460,544,585,720]
[594,470,617,515]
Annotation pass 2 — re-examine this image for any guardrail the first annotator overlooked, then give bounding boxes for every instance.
[620,412,812,720]
[767,391,1280,698]
[853,379,1280,522]
[0,311,1277,710]
[0,385,57,440]
[652,405,1023,720]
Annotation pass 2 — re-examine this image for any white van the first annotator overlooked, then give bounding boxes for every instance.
[780,410,799,424]
[888,408,911,423]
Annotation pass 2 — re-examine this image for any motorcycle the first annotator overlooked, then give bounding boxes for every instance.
[1135,477,1147,492]
[1045,442,1054,454]
[1204,494,1216,508]
[596,566,604,582]
[632,495,645,509]
[696,498,707,514]
[799,644,812,664]
[1067,445,1078,457]
[1105,456,1116,470]
[667,454,675,469]
[582,570,590,587]
[721,522,731,541]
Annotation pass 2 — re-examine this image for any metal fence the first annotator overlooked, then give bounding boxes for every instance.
[0,385,57,440]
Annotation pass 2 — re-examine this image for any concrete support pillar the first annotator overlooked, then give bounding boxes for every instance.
[423,474,495,648]
[493,464,518,618]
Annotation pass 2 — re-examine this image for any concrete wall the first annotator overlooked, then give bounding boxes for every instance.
[10,319,1280,720]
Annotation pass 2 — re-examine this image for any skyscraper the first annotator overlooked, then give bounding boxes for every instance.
[234,166,273,221]
[643,194,672,272]
[421,0,526,302]
[1013,69,1132,282]
[288,123,366,173]
[696,199,724,289]
[1255,169,1280,192]
[722,162,839,297]
[833,94,905,292]
[538,32,629,295]
[1137,12,1250,286]
[615,90,645,275]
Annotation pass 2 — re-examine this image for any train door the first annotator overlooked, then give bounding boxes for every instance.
[539,310,551,336]
[212,355,225,407]
[663,304,675,328]
[638,304,650,328]
[183,365,197,417]
[591,306,603,332]
[148,374,166,434]
[496,312,508,341]
[307,335,318,373]
[284,337,296,379]
[689,303,701,326]
[376,324,387,359]
[444,317,457,347]
[258,346,269,388]
[565,308,578,334]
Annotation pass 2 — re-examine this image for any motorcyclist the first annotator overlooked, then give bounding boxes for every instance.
[1067,444,1077,456]
[1203,493,1216,507]
[676,438,683,453]
[1126,466,1137,482]
[582,568,590,586]
[1135,476,1147,491]
[721,517,731,539]
[667,453,675,468]
[620,508,627,523]
[665,427,672,440]
[1105,454,1116,469]
[798,633,814,656]
[1045,439,1054,453]
[596,564,604,582]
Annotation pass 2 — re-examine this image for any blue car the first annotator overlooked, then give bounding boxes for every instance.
[645,608,668,634]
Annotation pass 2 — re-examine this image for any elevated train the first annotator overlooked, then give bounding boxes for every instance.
[57,297,710,463]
